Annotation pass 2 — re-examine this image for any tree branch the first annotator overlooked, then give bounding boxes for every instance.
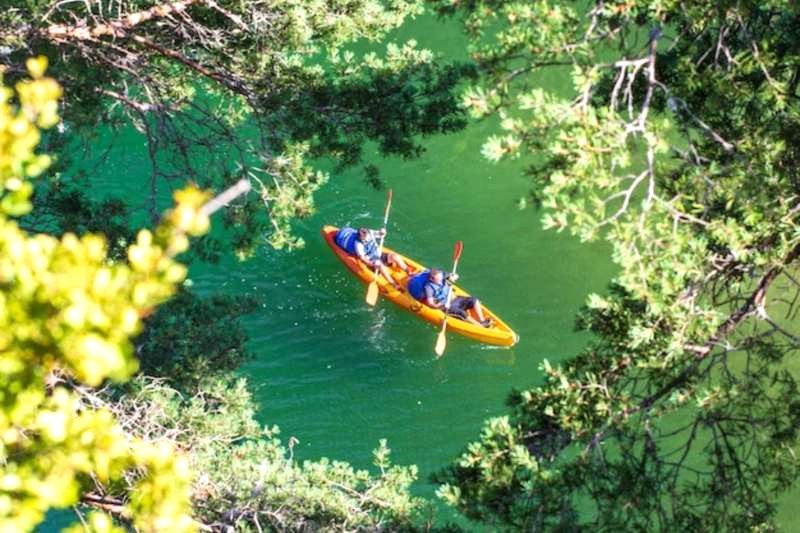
[45,0,200,40]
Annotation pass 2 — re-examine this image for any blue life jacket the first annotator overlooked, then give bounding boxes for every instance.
[408,271,449,303]
[407,271,429,300]
[362,237,379,261]
[335,227,359,254]
[335,227,379,260]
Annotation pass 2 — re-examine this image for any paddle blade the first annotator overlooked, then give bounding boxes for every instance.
[435,329,447,357]
[366,280,379,306]
[453,240,464,262]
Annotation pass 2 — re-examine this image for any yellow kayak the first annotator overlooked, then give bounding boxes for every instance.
[322,225,519,347]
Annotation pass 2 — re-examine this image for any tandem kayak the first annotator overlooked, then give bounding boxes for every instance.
[322,225,519,347]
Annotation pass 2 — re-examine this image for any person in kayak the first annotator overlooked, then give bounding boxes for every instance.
[408,268,493,328]
[335,226,413,289]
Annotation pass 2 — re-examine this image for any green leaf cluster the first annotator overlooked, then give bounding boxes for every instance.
[0,62,211,532]
[106,375,429,531]
[435,0,800,529]
[2,0,469,254]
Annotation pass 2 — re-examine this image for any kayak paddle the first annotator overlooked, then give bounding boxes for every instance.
[435,240,463,357]
[366,188,393,306]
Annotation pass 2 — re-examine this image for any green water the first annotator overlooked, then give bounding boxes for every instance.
[185,13,618,510]
[194,118,616,476]
[39,14,620,531]
[41,11,800,532]
[187,15,800,527]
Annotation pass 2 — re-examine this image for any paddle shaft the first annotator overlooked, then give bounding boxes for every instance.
[374,189,393,264]
[439,242,463,329]
[365,190,394,306]
[434,241,463,356]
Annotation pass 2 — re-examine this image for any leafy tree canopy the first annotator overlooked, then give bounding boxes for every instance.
[1,58,426,533]
[95,374,429,531]
[0,60,200,531]
[433,0,800,530]
[134,289,258,390]
[2,0,468,253]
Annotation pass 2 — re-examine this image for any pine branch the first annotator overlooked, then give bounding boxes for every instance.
[45,0,200,41]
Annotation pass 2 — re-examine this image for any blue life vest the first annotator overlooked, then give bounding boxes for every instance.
[335,227,359,254]
[335,227,379,260]
[408,271,449,302]
[407,271,429,300]
[362,238,379,261]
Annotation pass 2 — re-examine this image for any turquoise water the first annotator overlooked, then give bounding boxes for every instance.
[48,12,616,529]
[43,11,800,532]
[187,15,800,527]
[179,15,618,512]
[191,121,616,487]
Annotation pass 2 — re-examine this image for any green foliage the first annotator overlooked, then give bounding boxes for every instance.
[0,62,198,531]
[4,6,465,530]
[23,177,135,260]
[435,0,800,530]
[0,57,58,216]
[106,375,430,531]
[135,289,258,389]
[1,0,469,255]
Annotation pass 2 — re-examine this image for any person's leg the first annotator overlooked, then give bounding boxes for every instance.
[379,262,401,289]
[368,254,399,289]
[455,297,492,327]
[472,299,488,323]
[468,299,492,327]
[383,252,413,273]
[448,297,482,326]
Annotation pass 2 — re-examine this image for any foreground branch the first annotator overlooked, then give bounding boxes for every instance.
[45,0,200,41]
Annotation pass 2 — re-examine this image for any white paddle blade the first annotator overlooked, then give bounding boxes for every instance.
[366,281,379,306]
[435,329,447,357]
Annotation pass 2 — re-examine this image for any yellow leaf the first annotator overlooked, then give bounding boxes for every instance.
[25,57,48,79]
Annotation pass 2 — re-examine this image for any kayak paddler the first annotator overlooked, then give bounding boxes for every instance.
[408,268,493,328]
[335,226,413,289]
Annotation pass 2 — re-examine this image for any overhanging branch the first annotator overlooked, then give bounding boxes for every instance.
[45,0,200,41]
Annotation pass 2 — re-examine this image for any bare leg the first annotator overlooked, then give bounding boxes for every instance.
[459,314,483,327]
[385,252,412,273]
[473,300,487,323]
[457,300,491,327]
[379,263,401,289]
[445,302,482,326]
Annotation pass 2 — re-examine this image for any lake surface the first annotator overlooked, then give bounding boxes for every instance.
[186,12,618,515]
[39,10,800,532]
[38,12,617,531]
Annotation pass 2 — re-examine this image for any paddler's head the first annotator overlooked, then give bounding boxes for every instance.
[358,227,372,242]
[430,268,444,284]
